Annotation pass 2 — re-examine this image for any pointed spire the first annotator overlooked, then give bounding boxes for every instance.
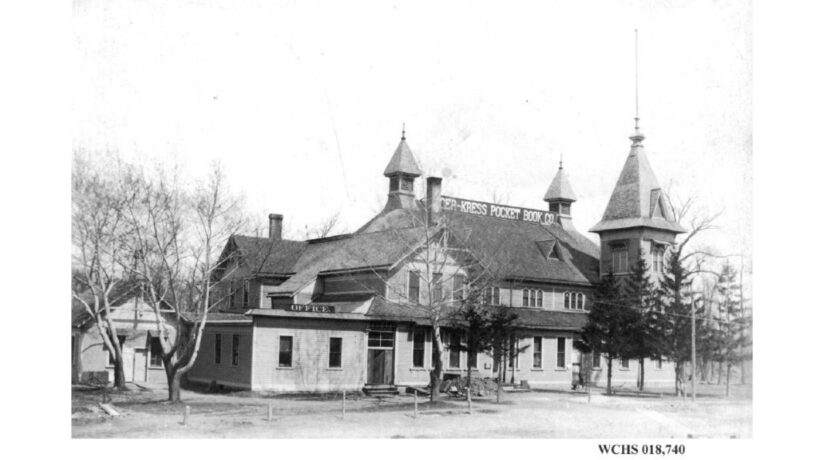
[630,29,645,147]
[590,30,685,235]
[544,157,577,202]
[383,125,422,177]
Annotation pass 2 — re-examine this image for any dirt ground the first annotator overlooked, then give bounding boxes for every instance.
[71,382,752,438]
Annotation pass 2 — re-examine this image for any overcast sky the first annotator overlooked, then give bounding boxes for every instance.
[73,0,751,267]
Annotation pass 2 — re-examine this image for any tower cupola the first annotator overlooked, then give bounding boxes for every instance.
[382,126,422,211]
[543,158,577,229]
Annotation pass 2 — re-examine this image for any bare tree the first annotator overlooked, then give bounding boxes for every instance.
[71,153,136,390]
[118,161,248,402]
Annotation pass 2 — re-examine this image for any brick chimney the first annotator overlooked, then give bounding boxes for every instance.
[268,213,283,240]
[426,177,442,225]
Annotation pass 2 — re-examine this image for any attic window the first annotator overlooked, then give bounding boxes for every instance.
[536,239,560,261]
[560,203,571,215]
[549,203,560,213]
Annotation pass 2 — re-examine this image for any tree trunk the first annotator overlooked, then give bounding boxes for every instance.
[429,327,443,402]
[164,359,178,402]
[496,359,503,404]
[638,358,645,392]
[466,366,473,414]
[112,355,127,390]
[606,357,613,396]
[725,362,732,397]
[716,361,723,385]
[169,371,183,402]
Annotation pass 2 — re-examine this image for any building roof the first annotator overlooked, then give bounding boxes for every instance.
[443,210,600,285]
[230,235,307,275]
[383,137,422,177]
[543,163,577,202]
[590,139,686,234]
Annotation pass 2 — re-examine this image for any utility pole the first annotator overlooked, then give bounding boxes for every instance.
[691,291,697,403]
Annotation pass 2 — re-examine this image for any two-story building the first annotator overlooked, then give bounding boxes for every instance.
[188,122,683,393]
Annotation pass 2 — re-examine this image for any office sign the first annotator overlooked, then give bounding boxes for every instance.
[279,304,336,313]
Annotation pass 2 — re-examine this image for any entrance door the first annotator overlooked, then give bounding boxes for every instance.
[366,330,395,385]
[367,349,393,384]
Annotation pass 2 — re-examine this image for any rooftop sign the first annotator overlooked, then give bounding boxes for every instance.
[440,196,558,226]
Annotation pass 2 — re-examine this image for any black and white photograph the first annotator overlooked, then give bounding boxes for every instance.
[66,0,757,441]
[21,0,824,455]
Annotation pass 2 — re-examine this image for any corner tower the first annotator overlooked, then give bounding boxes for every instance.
[543,158,577,230]
[589,121,685,277]
[589,31,685,278]
[382,127,422,212]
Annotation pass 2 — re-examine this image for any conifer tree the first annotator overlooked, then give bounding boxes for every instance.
[621,254,658,391]
[580,271,634,395]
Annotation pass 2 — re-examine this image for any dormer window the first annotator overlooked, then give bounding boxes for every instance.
[408,271,421,304]
[560,203,571,215]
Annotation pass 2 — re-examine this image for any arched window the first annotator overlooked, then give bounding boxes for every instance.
[523,289,529,307]
[564,292,571,309]
[537,290,543,308]
[576,292,584,310]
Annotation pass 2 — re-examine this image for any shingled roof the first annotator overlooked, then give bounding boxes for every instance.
[590,139,686,233]
[228,235,307,275]
[544,163,577,202]
[383,137,422,177]
[443,211,600,285]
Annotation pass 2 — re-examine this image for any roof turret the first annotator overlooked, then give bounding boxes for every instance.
[543,159,577,202]
[383,127,422,177]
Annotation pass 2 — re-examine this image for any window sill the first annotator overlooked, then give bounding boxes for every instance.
[148,365,164,370]
[555,368,569,372]
[325,367,343,371]
[410,368,428,372]
[531,368,544,372]
[276,366,294,370]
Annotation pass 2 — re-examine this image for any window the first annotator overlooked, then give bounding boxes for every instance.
[432,273,443,302]
[656,358,663,369]
[592,351,601,369]
[621,357,630,369]
[108,335,126,365]
[149,337,163,367]
[522,289,529,307]
[484,286,500,305]
[229,280,235,308]
[652,245,666,273]
[400,178,413,191]
[533,337,543,368]
[278,336,293,367]
[530,289,536,307]
[214,334,222,364]
[408,271,420,303]
[449,333,460,369]
[232,334,240,366]
[368,330,394,347]
[561,203,571,215]
[329,337,342,368]
[242,281,249,307]
[564,292,586,310]
[452,274,466,301]
[556,337,566,369]
[537,290,543,308]
[613,245,629,273]
[412,331,425,368]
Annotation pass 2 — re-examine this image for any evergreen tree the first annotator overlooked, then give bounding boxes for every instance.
[621,254,658,391]
[712,262,752,396]
[580,271,634,395]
